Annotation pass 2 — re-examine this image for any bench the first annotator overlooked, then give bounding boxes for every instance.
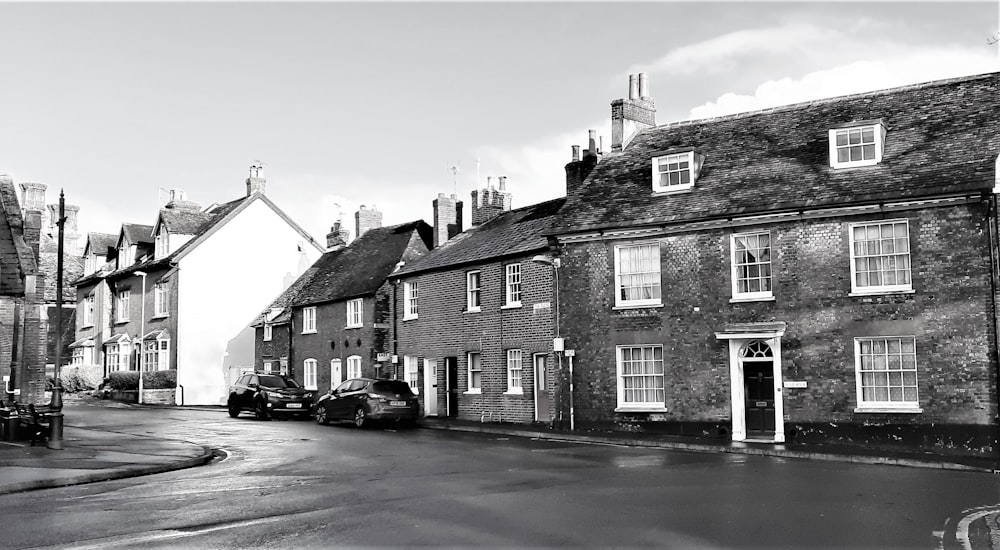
[13,403,50,446]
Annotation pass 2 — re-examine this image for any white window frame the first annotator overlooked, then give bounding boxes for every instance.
[263,361,273,374]
[854,336,921,413]
[505,349,523,394]
[848,219,912,295]
[403,281,419,320]
[303,358,318,390]
[730,231,773,301]
[346,298,363,328]
[153,281,168,317]
[116,289,130,322]
[106,342,128,372]
[829,123,885,169]
[346,355,362,379]
[614,242,662,308]
[651,151,696,193]
[263,323,272,341]
[154,231,168,259]
[82,294,95,326]
[143,338,169,372]
[504,264,522,307]
[467,352,482,394]
[615,344,666,411]
[302,306,317,334]
[404,355,419,394]
[466,270,481,312]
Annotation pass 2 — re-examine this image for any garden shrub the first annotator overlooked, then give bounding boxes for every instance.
[61,365,104,393]
[144,370,177,390]
[107,371,140,391]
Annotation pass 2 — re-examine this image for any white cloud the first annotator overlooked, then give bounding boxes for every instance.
[687,48,998,119]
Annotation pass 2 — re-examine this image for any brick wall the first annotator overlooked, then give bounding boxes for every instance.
[559,202,999,455]
[392,255,558,424]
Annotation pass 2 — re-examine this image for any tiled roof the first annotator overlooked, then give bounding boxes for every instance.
[290,220,432,306]
[121,223,154,246]
[550,72,999,235]
[85,232,118,256]
[158,209,212,235]
[0,178,34,294]
[393,198,566,277]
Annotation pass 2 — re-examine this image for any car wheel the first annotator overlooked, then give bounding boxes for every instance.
[354,406,367,429]
[227,400,240,418]
[254,400,269,421]
[315,407,328,425]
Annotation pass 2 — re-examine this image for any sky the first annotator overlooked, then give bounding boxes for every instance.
[1,1,997,247]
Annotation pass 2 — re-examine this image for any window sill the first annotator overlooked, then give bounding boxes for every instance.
[464,389,482,395]
[81,324,94,329]
[615,406,668,413]
[849,289,915,297]
[503,390,524,396]
[465,308,481,314]
[114,320,130,325]
[501,303,522,310]
[263,339,272,343]
[651,186,694,196]
[612,303,663,311]
[830,160,881,170]
[854,406,923,414]
[402,315,418,322]
[344,325,362,330]
[730,296,775,303]
[151,314,169,320]
[301,330,317,335]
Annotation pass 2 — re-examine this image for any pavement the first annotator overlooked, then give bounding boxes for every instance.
[0,395,997,548]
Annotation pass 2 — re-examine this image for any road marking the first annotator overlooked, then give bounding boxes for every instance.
[26,515,289,549]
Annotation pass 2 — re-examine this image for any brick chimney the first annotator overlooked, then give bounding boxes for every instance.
[565,131,600,194]
[164,189,202,212]
[325,220,350,251]
[432,193,464,248]
[611,73,656,152]
[18,182,46,212]
[471,176,512,227]
[246,161,266,197]
[355,205,382,239]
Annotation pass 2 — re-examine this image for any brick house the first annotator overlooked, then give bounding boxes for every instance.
[0,174,47,404]
[72,166,324,405]
[547,72,1000,458]
[390,182,566,424]
[251,217,432,398]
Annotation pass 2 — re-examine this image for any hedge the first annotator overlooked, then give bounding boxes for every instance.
[61,365,104,393]
[106,370,177,391]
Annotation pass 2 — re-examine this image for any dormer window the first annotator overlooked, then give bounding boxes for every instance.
[651,151,703,193]
[829,121,886,169]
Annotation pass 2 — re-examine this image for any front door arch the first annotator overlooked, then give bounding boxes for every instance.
[715,327,785,443]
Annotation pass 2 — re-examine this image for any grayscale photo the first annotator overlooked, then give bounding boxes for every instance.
[0,1,998,548]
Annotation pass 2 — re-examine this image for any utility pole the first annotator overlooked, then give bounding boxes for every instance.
[47,190,65,450]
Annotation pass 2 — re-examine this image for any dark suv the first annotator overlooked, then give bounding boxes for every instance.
[315,378,419,428]
[227,373,314,420]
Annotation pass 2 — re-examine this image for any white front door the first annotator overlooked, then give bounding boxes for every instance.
[423,358,438,416]
[330,359,342,390]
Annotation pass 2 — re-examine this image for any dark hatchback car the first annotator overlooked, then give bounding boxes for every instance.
[227,373,314,420]
[315,378,419,428]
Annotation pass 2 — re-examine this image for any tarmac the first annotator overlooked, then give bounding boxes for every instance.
[0,395,997,548]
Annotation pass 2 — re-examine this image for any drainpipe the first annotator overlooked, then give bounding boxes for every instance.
[177,384,184,406]
[986,192,1000,471]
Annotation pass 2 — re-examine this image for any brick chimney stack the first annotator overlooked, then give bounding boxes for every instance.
[611,72,656,152]
[565,130,600,194]
[246,161,266,197]
[470,176,512,227]
[325,220,350,251]
[433,193,464,248]
[18,182,46,212]
[355,205,382,239]
[164,189,202,212]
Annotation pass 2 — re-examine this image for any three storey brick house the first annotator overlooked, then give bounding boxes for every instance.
[547,72,1000,458]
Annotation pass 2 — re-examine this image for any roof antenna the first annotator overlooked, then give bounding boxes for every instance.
[449,163,461,196]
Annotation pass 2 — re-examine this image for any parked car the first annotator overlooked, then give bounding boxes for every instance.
[315,378,419,428]
[227,373,313,420]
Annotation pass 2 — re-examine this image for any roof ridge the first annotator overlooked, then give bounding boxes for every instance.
[653,71,998,130]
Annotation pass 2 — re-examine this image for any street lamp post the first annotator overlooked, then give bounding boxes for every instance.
[531,255,572,430]
[134,271,147,404]
[47,190,67,450]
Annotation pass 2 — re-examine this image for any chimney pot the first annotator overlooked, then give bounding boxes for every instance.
[498,176,507,191]
[571,145,581,162]
[629,74,638,100]
[639,72,649,99]
[588,129,597,155]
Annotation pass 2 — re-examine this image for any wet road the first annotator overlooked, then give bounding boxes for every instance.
[1,403,997,549]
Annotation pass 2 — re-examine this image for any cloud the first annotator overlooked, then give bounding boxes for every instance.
[687,48,999,119]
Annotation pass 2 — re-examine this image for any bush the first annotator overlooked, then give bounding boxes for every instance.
[61,365,104,393]
[144,370,177,390]
[107,371,140,391]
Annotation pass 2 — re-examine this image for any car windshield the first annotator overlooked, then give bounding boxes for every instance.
[371,380,415,396]
[258,375,299,389]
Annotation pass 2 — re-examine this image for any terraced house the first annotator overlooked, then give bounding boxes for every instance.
[547,72,1000,459]
[73,166,323,405]
[390,182,565,424]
